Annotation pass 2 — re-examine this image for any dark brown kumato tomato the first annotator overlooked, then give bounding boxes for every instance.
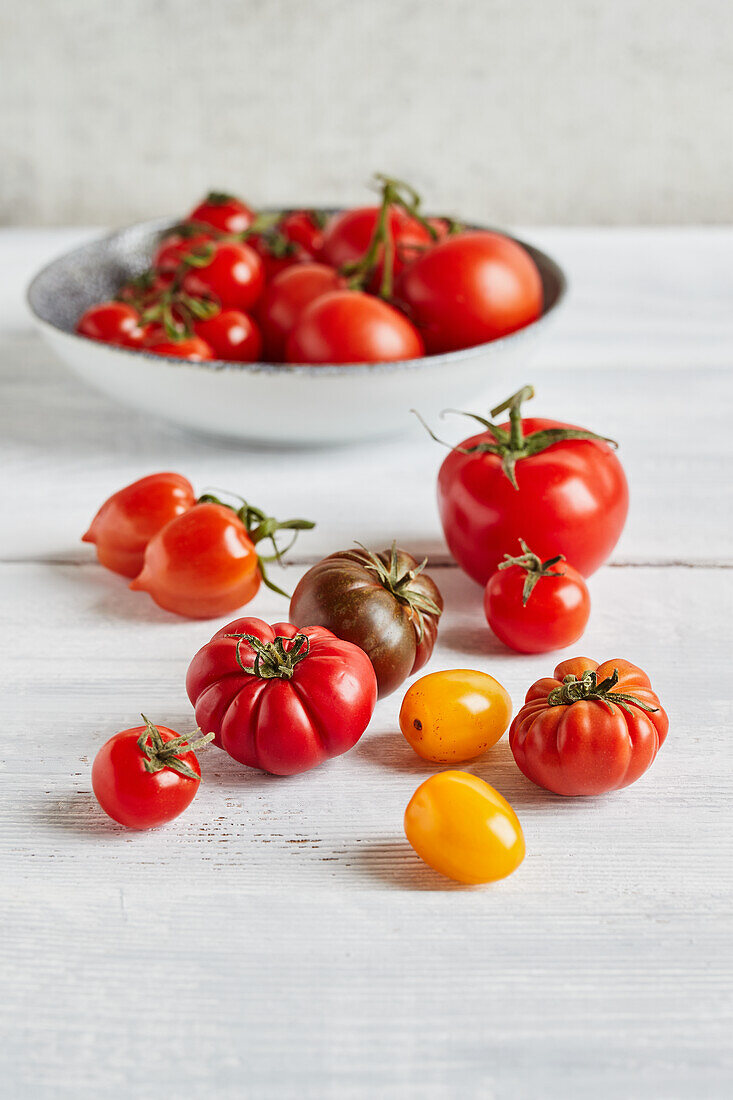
[289,544,443,697]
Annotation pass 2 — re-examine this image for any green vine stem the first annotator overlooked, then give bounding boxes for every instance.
[413,385,619,489]
[224,632,311,680]
[547,670,659,716]
[498,539,565,605]
[341,541,442,642]
[197,492,315,597]
[137,715,214,779]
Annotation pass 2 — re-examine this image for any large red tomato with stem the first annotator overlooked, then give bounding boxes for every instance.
[92,716,213,828]
[258,263,342,361]
[83,472,196,578]
[194,309,262,362]
[76,301,147,347]
[397,230,543,353]
[130,498,314,618]
[484,540,590,653]
[287,290,424,364]
[187,191,255,235]
[509,657,669,796]
[186,618,378,775]
[430,385,628,585]
[181,240,264,312]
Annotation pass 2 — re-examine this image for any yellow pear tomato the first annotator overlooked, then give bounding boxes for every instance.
[399,668,512,763]
[404,771,525,884]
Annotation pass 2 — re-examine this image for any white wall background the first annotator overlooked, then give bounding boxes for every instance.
[1,0,731,226]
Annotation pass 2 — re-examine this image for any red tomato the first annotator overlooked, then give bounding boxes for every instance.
[246,232,306,281]
[82,471,196,578]
[181,241,264,311]
[92,717,212,828]
[186,618,378,775]
[153,230,213,274]
[146,336,214,361]
[130,502,262,618]
[435,386,628,584]
[258,263,342,361]
[194,309,262,362]
[76,301,146,347]
[187,192,255,235]
[397,230,543,353]
[280,210,325,257]
[509,657,669,796]
[484,541,590,653]
[286,290,424,364]
[321,206,433,288]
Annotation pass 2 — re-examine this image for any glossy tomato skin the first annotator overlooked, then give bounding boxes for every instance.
[82,472,196,578]
[404,771,525,884]
[258,263,342,361]
[286,290,424,364]
[280,210,325,257]
[397,230,543,353]
[289,547,443,697]
[153,231,213,273]
[194,309,262,362]
[509,657,669,796]
[186,618,378,775]
[146,336,214,361]
[438,417,629,584]
[400,669,512,763]
[76,301,146,347]
[187,194,255,235]
[92,725,201,829]
[130,503,261,618]
[321,206,433,288]
[484,561,590,653]
[182,241,264,312]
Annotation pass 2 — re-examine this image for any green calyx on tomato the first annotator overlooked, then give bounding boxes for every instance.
[547,668,659,716]
[416,385,619,489]
[137,714,214,779]
[196,492,315,597]
[342,541,442,643]
[225,631,311,681]
[498,539,566,605]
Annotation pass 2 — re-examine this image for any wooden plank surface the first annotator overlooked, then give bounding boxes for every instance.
[1,229,732,1099]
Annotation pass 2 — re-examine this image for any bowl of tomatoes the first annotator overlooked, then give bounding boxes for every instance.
[27,178,566,445]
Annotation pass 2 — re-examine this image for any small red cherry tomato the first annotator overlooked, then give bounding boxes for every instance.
[82,471,196,578]
[182,241,264,312]
[194,309,262,362]
[246,233,306,281]
[92,716,213,829]
[321,206,433,289]
[509,657,669,796]
[76,301,146,347]
[258,263,342,361]
[484,540,591,653]
[397,230,543,353]
[187,191,255,235]
[279,210,326,257]
[146,335,214,361]
[186,618,377,775]
[153,230,213,273]
[286,290,424,364]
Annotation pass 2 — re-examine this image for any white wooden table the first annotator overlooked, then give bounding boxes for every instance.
[2,229,732,1099]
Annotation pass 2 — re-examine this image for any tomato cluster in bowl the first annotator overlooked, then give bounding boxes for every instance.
[75,176,544,365]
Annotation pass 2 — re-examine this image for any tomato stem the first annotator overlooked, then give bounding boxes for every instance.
[547,670,659,716]
[224,632,311,680]
[340,541,442,642]
[497,539,566,605]
[137,715,214,779]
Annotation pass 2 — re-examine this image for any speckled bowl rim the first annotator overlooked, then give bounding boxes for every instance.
[27,213,567,378]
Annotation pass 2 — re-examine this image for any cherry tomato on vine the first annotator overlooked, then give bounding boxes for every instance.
[509,657,669,796]
[258,263,342,361]
[92,716,213,829]
[182,241,264,312]
[397,230,543,353]
[431,385,629,584]
[399,669,512,763]
[286,290,424,364]
[187,192,255,235]
[146,335,214,361]
[153,231,213,274]
[404,771,525,884]
[194,309,262,362]
[245,232,306,281]
[83,472,196,578]
[280,210,326,257]
[484,541,591,653]
[321,205,433,290]
[76,301,146,347]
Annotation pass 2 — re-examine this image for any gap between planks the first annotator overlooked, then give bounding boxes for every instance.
[0,555,731,570]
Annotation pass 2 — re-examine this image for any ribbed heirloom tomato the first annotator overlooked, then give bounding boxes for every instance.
[186,618,378,775]
[509,657,669,796]
[431,385,628,585]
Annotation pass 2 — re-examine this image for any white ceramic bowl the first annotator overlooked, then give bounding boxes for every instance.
[27,215,566,445]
